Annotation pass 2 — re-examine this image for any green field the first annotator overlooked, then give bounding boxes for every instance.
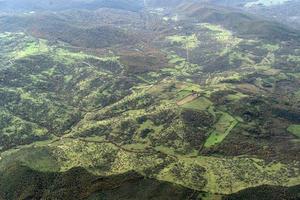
[167,34,199,50]
[181,97,213,110]
[287,125,300,138]
[204,113,238,148]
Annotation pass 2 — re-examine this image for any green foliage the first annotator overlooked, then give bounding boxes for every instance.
[163,53,202,77]
[200,23,241,45]
[262,43,280,52]
[287,125,300,138]
[167,34,199,50]
[137,120,163,140]
[15,40,49,59]
[181,109,214,128]
[181,97,213,111]
[1,137,299,195]
[176,90,193,101]
[204,113,238,147]
[226,92,248,101]
[0,3,300,197]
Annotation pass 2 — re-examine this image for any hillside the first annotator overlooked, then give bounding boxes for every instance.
[0,0,299,199]
[210,0,300,29]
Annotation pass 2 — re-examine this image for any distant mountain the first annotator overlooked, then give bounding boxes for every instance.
[0,11,137,48]
[174,3,300,41]
[0,0,144,12]
[210,0,300,29]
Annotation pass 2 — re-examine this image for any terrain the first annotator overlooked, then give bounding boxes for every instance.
[213,0,300,30]
[0,0,299,199]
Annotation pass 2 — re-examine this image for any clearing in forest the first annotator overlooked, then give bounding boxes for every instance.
[204,113,238,148]
[176,94,198,106]
[180,96,213,111]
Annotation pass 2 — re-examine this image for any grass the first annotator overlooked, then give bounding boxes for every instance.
[4,32,119,69]
[167,34,199,50]
[203,83,231,97]
[226,92,248,101]
[177,94,198,106]
[200,23,241,46]
[0,32,25,43]
[164,53,202,77]
[294,90,300,101]
[45,44,120,66]
[53,48,93,64]
[176,90,193,101]
[0,136,299,195]
[263,43,280,52]
[204,113,238,148]
[168,55,186,64]
[288,73,300,80]
[0,110,48,138]
[198,193,222,200]
[287,55,300,63]
[155,145,300,194]
[181,82,202,92]
[229,51,254,66]
[135,119,164,143]
[287,125,300,138]
[181,97,213,110]
[15,40,49,59]
[1,28,300,198]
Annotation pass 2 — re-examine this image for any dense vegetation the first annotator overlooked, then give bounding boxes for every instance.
[0,0,299,199]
